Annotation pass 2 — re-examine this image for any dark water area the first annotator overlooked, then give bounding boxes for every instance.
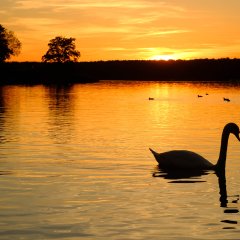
[1,59,240,85]
[0,81,240,239]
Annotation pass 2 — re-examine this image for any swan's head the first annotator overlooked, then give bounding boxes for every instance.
[227,123,240,141]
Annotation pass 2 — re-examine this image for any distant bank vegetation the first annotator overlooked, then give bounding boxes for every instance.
[1,58,240,85]
[77,58,240,81]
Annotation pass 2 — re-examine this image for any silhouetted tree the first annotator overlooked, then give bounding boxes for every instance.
[0,24,21,62]
[42,36,80,63]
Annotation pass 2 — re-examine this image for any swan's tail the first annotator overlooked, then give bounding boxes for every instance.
[149,148,158,158]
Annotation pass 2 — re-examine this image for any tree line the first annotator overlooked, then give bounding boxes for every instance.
[1,59,240,84]
[0,24,80,63]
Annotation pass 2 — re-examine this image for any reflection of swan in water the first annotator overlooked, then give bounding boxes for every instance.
[153,168,239,220]
[150,123,240,173]
[152,166,209,182]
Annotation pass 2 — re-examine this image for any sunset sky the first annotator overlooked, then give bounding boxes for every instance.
[1,0,240,62]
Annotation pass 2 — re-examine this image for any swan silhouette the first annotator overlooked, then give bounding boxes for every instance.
[149,123,240,172]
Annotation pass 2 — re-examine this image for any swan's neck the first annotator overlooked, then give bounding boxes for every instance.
[216,128,230,171]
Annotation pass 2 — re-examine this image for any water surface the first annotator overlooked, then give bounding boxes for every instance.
[0,81,240,239]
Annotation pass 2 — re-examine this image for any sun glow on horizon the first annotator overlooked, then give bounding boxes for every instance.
[149,55,176,61]
[148,51,193,61]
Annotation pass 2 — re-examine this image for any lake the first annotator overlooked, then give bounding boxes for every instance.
[0,80,240,239]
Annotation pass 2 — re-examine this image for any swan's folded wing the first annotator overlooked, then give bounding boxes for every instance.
[153,150,214,170]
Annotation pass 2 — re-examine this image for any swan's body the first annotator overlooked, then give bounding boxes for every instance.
[150,123,240,171]
[150,149,214,170]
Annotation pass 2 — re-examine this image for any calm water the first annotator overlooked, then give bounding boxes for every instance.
[0,81,240,239]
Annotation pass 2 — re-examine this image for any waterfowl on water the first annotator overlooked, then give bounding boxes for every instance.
[149,123,240,172]
[149,97,154,100]
[197,95,203,98]
[223,97,230,102]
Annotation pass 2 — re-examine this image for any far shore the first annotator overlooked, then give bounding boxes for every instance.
[1,59,240,85]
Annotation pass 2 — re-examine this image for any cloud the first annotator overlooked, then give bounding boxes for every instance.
[131,29,190,38]
[14,0,160,10]
[5,0,188,32]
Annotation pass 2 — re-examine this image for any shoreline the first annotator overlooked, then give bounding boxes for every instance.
[1,59,240,85]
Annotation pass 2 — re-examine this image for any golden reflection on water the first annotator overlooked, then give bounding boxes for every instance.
[1,81,240,172]
[0,81,240,239]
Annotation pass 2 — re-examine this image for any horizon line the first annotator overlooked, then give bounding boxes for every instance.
[5,57,240,64]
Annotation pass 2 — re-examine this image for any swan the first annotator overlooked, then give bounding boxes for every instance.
[149,123,240,172]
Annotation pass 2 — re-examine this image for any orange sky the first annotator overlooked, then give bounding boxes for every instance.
[1,0,240,62]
